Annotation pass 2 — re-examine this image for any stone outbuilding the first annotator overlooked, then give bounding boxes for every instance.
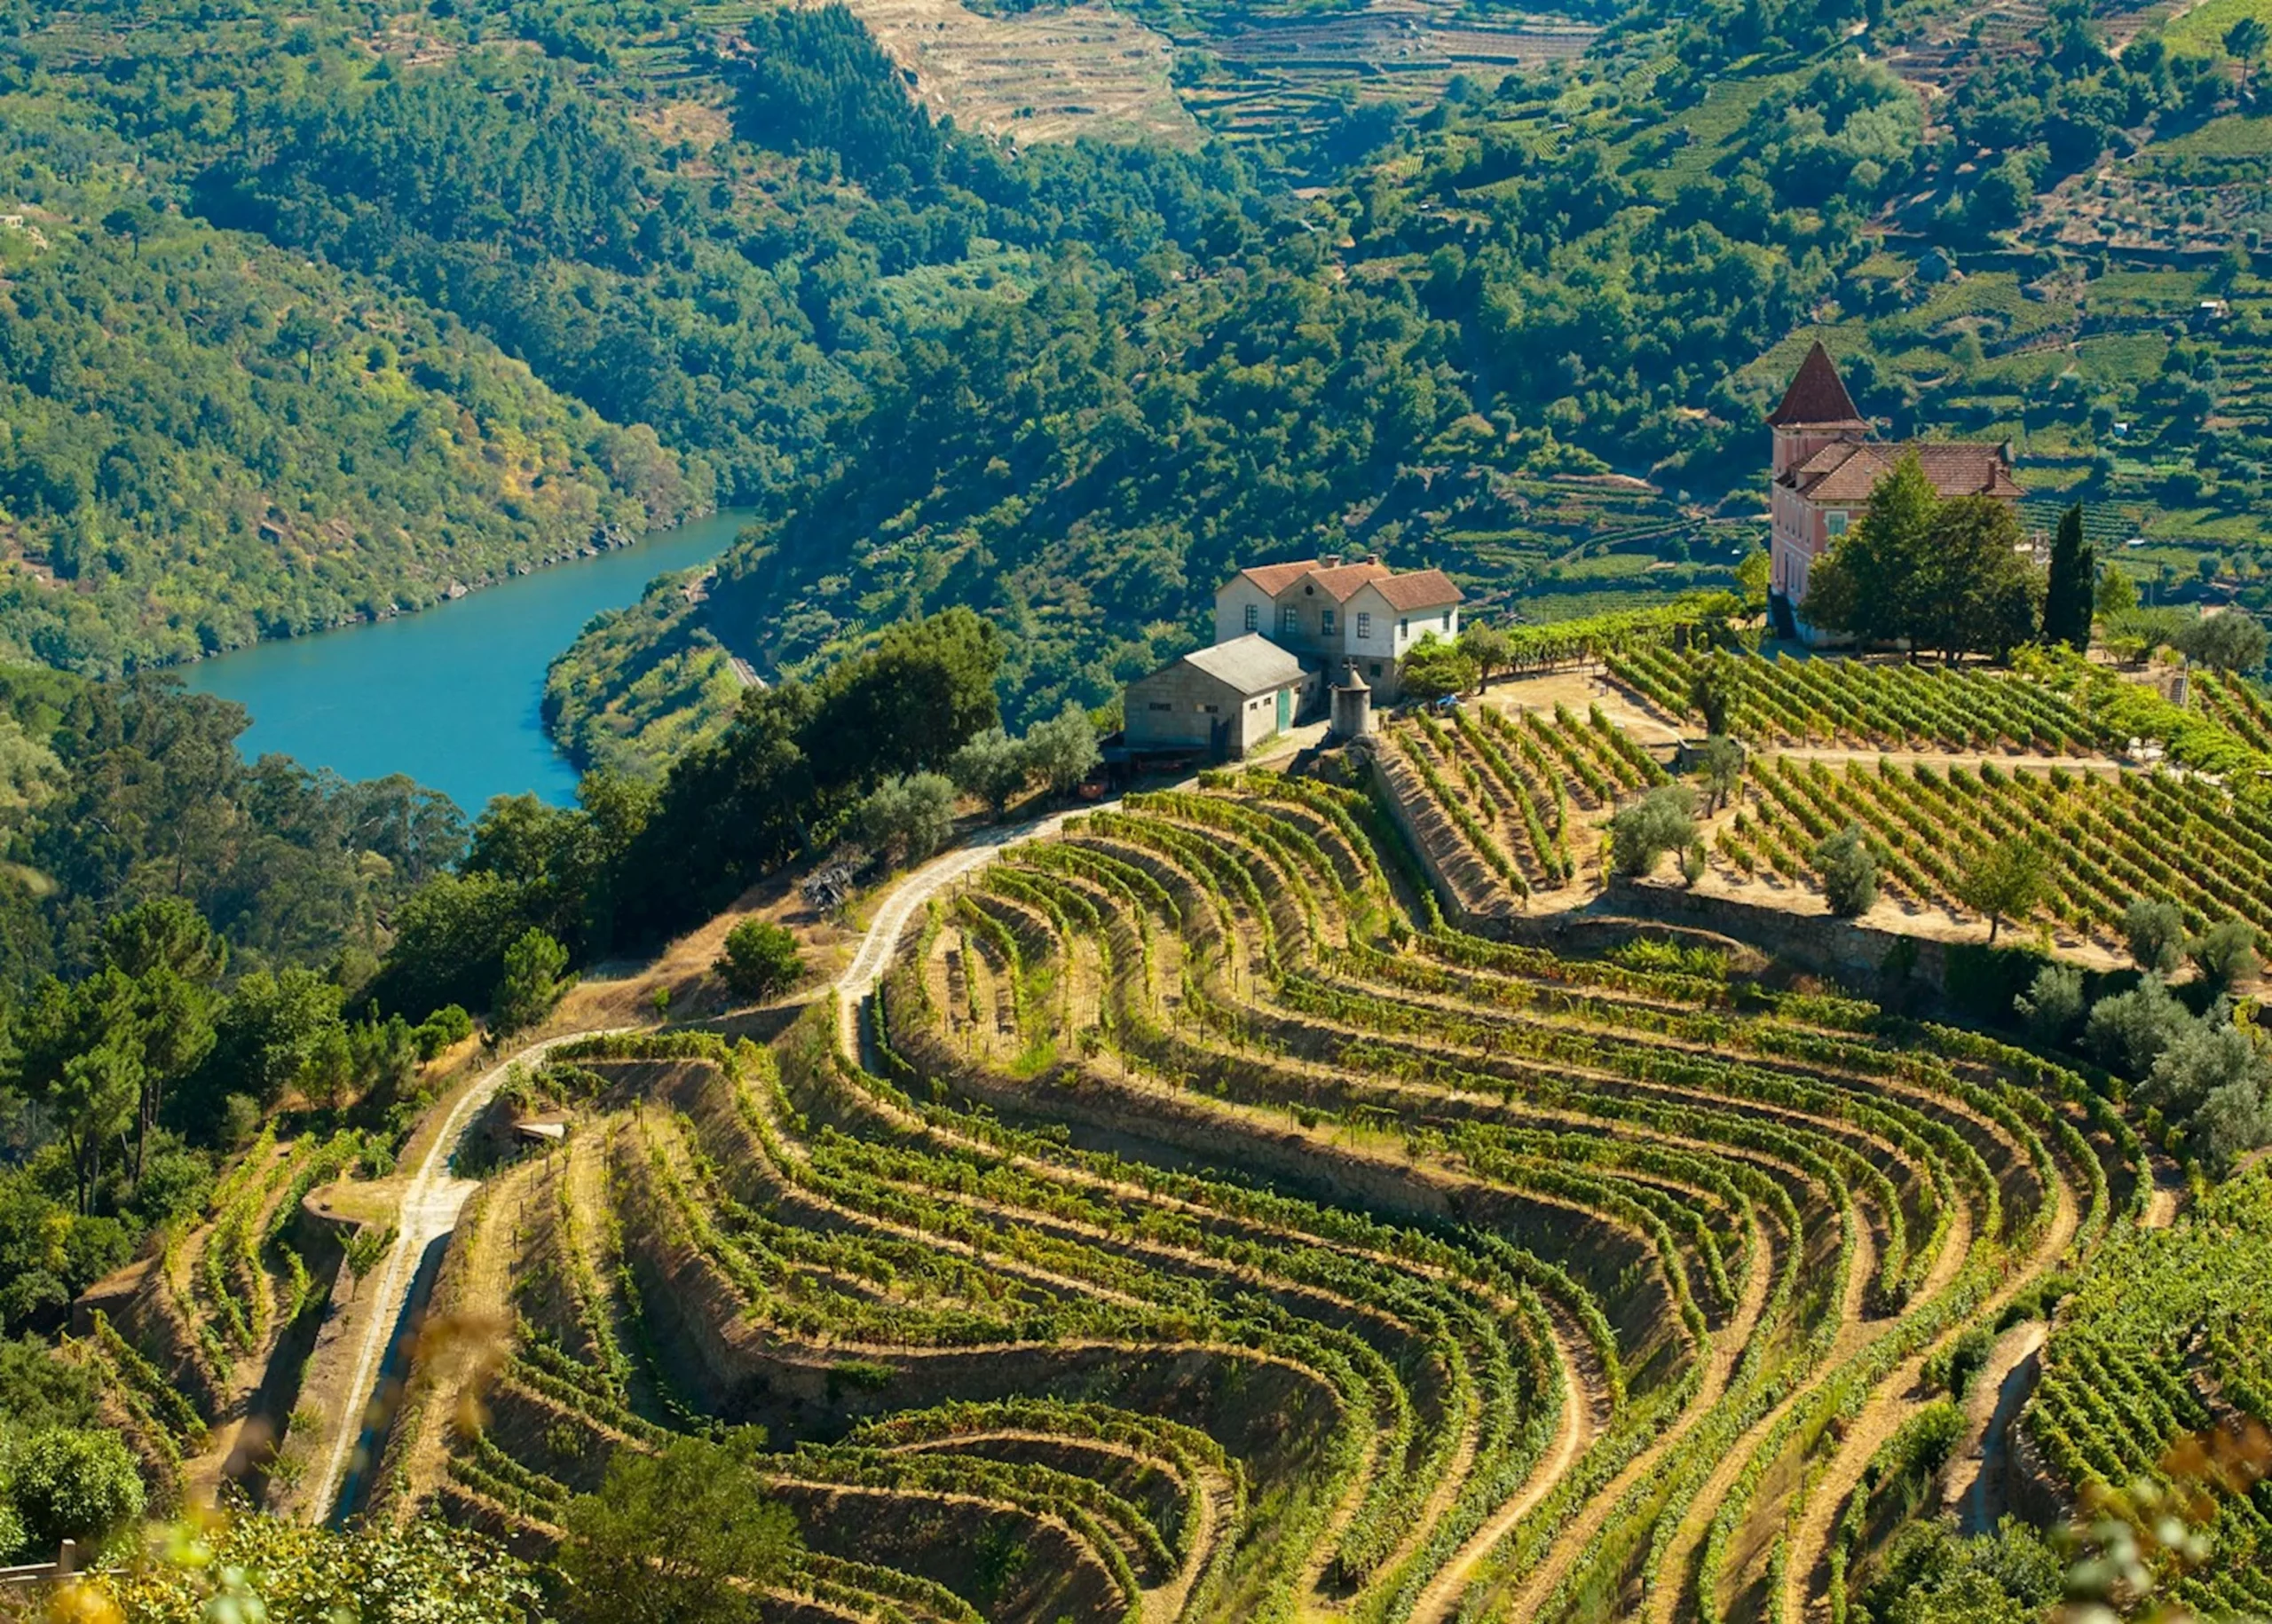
[1123,635,1312,761]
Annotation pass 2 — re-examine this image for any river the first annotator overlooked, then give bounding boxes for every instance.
[185,508,754,813]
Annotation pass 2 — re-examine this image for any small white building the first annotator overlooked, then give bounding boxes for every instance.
[1211,555,1463,702]
[1124,635,1311,760]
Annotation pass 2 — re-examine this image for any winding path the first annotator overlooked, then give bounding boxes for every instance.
[311,805,1085,1525]
[308,1029,620,1522]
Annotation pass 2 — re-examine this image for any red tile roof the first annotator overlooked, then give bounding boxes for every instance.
[1766,341,1866,428]
[1235,559,1323,595]
[1367,569,1465,611]
[1784,440,2023,505]
[1305,562,1395,601]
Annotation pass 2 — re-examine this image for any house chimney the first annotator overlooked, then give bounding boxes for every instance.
[1322,553,1343,569]
[1364,551,1382,567]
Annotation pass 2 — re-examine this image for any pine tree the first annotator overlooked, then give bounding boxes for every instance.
[2042,502,2094,650]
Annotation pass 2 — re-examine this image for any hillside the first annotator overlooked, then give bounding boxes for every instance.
[9,600,2272,1622]
[4,0,2268,744]
[544,0,2272,774]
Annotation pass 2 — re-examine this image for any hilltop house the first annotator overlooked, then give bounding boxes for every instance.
[1767,342,2024,643]
[1212,555,1464,703]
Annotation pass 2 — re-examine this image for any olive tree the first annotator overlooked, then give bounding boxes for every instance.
[2123,897,2188,976]
[1812,824,1879,918]
[1609,786,1698,879]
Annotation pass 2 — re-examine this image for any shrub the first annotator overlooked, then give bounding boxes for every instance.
[1609,785,1698,878]
[2123,897,2188,975]
[717,919,805,1003]
[5,1426,146,1557]
[1812,824,1878,917]
[1400,634,1477,702]
[414,1004,474,1060]
[1943,1326,1996,1399]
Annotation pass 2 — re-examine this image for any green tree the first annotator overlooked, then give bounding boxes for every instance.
[491,928,572,1036]
[804,609,1004,790]
[2095,564,2138,621]
[2124,897,2189,975]
[1913,496,2041,660]
[2143,1020,2272,1173]
[6,1426,146,1558]
[1694,735,1743,812]
[717,919,805,1003]
[1689,653,1745,736]
[2087,975,2194,1079]
[1734,548,1771,617]
[1460,623,1513,688]
[2191,918,2260,991]
[1023,705,1101,797]
[2174,611,2268,674]
[1400,634,1478,703]
[2015,961,2086,1043]
[557,1432,800,1624]
[203,969,349,1110]
[1813,824,1879,917]
[855,773,958,864]
[2041,502,2094,650]
[2228,15,2268,95]
[1802,453,1938,646]
[949,728,1030,818]
[1953,835,2047,942]
[1609,785,1699,878]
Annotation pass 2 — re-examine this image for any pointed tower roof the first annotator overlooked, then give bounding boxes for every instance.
[1766,340,1865,428]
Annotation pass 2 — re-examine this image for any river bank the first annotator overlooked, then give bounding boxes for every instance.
[185,508,755,813]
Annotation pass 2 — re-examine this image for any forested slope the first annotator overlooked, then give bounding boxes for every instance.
[5,0,2272,756]
[548,0,2272,770]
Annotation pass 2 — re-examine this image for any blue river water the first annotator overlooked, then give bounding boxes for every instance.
[184,508,755,813]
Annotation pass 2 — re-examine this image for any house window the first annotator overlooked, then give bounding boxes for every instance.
[1148,702,1171,712]
[1356,611,1371,640]
[1202,704,1219,713]
[1281,605,1298,636]
[1369,663,1383,677]
[1243,603,1259,633]
[1399,619,1409,638]
[1442,611,1452,630]
[1321,608,1337,635]
[1826,511,1850,537]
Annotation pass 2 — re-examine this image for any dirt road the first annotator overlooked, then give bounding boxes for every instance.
[305,1029,620,1522]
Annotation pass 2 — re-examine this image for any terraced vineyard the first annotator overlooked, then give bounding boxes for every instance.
[2024,1166,2272,1620]
[1714,755,2272,942]
[1608,648,2102,755]
[383,772,2155,1624]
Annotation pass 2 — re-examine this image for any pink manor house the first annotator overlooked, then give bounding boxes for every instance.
[1766,341,2024,643]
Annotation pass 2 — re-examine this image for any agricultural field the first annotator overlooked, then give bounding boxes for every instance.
[1355,632,2272,959]
[36,635,2272,1620]
[63,1123,382,1518]
[355,771,2151,1623]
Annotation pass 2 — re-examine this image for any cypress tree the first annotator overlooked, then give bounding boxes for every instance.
[2042,502,2094,650]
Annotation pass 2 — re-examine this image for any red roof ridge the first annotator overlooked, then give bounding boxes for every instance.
[1368,569,1465,611]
